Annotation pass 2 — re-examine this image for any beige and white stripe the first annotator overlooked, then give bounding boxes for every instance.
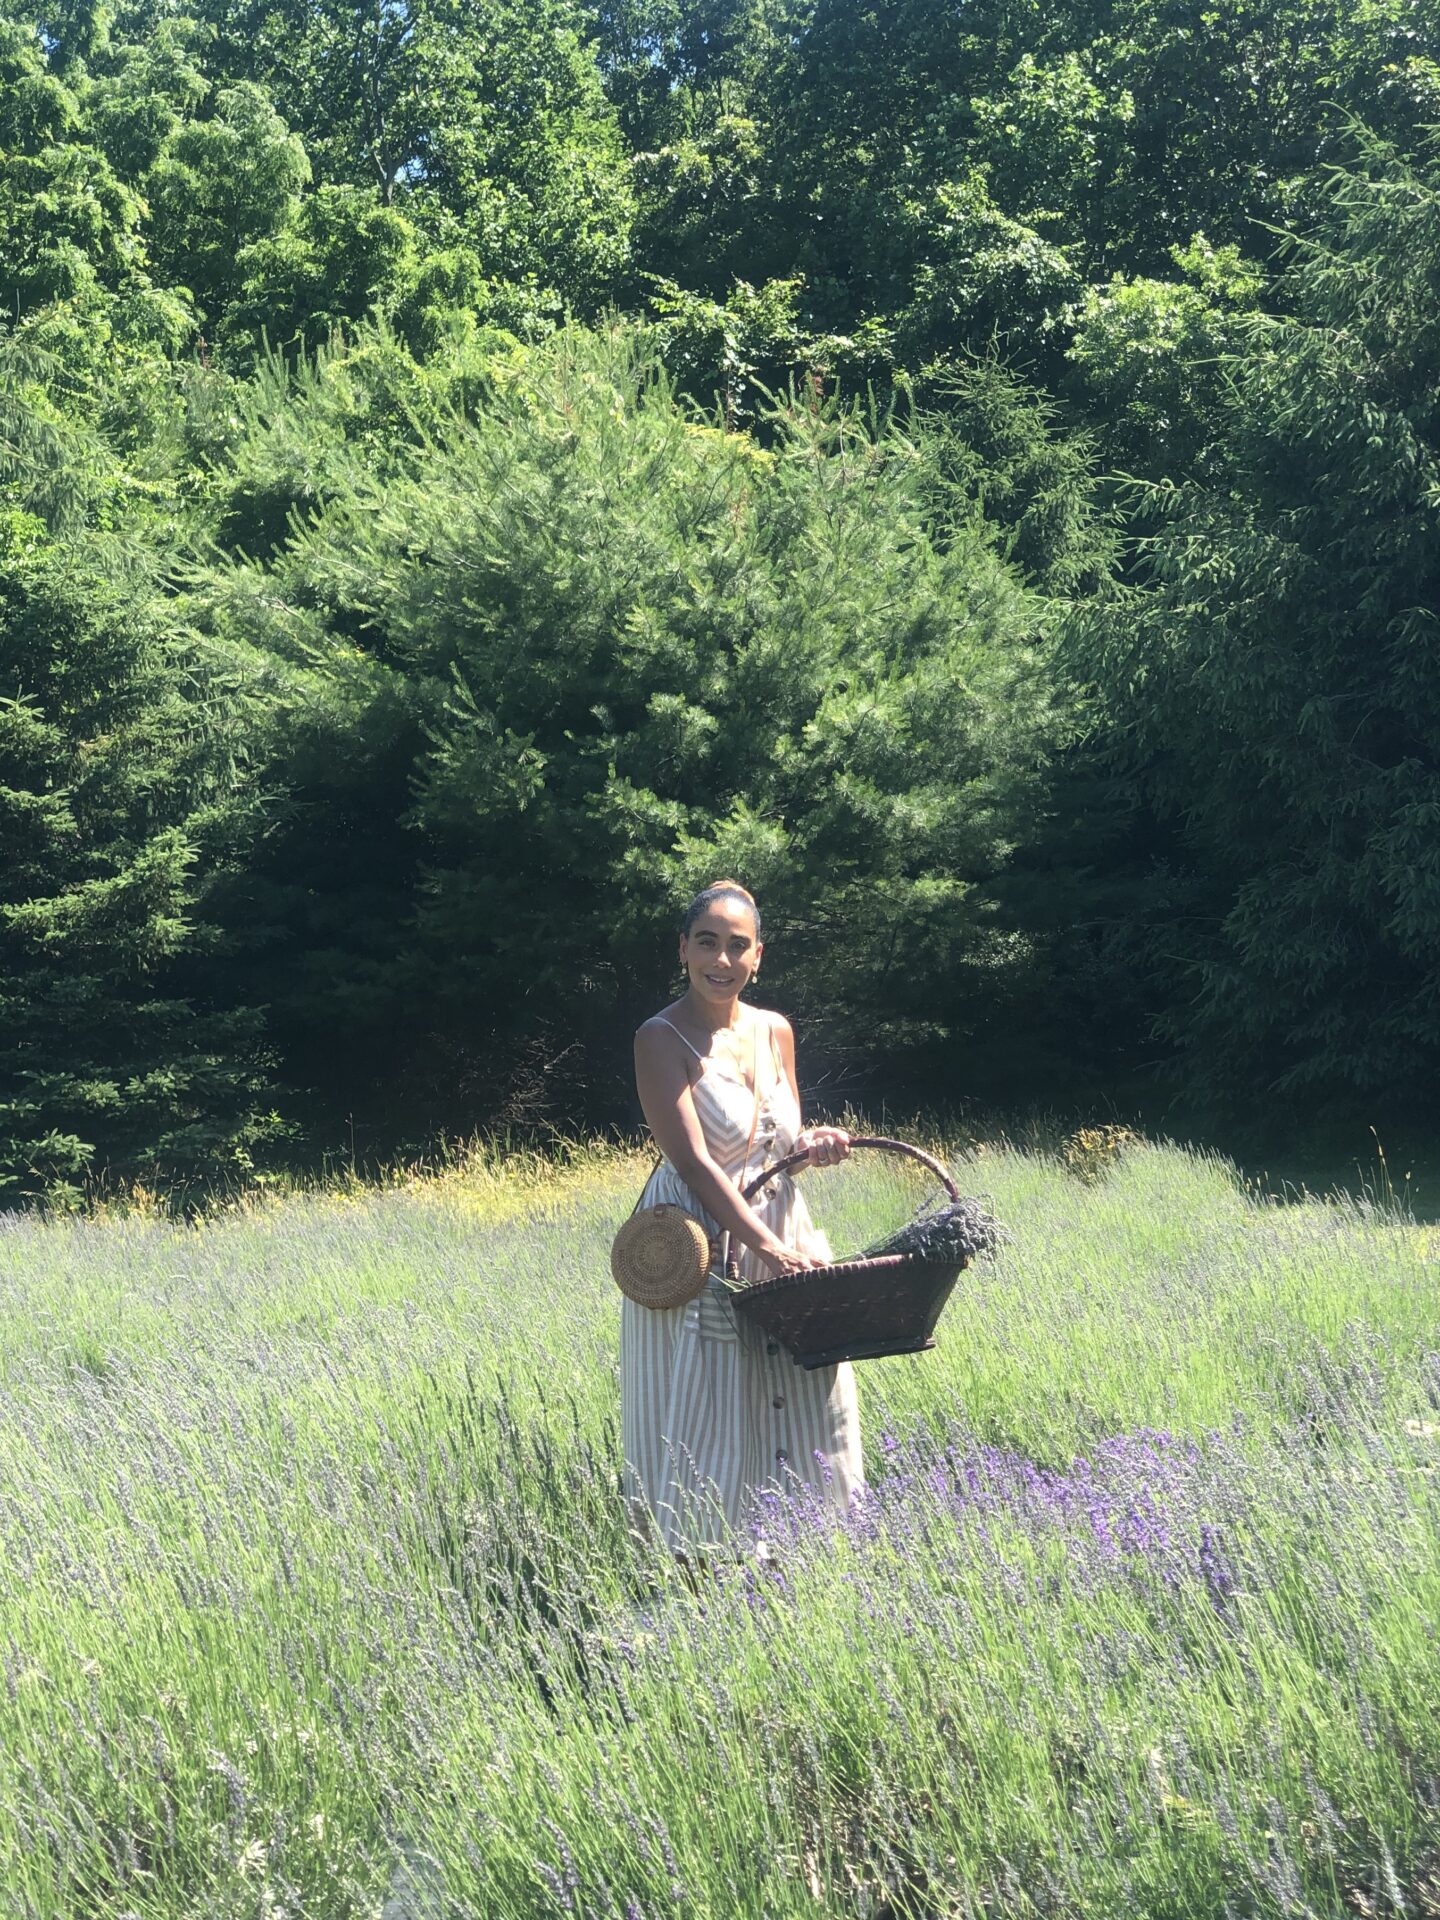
[620,1019,864,1553]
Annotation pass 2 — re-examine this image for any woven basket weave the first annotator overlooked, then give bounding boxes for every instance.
[611,1203,713,1309]
[726,1136,973,1368]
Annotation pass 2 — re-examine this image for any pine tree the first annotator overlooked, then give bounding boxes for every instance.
[197,324,1060,1136]
[0,527,284,1203]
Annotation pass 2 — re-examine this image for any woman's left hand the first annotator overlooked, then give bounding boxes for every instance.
[797,1127,851,1169]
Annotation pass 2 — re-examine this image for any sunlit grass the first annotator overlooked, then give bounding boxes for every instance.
[1,1135,1437,1916]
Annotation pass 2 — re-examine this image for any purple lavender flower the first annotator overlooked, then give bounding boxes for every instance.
[535,1862,573,1911]
[1198,1523,1236,1606]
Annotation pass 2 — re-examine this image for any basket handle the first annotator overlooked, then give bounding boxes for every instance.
[740,1134,959,1205]
[725,1135,960,1286]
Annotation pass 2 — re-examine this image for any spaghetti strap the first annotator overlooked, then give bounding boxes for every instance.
[654,1010,782,1097]
[652,1015,706,1059]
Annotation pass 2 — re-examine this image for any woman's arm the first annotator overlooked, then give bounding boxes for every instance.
[771,1015,850,1168]
[634,1022,822,1275]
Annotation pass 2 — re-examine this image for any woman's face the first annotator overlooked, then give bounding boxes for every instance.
[679,899,762,1010]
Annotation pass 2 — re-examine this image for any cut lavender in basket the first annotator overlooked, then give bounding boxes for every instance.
[854,1193,1002,1265]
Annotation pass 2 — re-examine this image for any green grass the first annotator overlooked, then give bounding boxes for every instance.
[1,1136,1437,1917]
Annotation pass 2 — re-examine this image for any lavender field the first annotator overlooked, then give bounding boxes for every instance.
[2,1139,1438,1919]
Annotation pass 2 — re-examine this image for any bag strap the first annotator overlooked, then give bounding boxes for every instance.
[627,1150,663,1218]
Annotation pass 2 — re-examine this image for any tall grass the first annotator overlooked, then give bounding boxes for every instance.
[1,1138,1437,1917]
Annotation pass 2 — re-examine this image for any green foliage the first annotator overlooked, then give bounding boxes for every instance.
[607,0,1429,395]
[894,170,1081,365]
[223,193,510,366]
[0,23,147,318]
[1065,235,1265,473]
[3,0,1438,1175]
[192,325,1059,1133]
[183,321,514,557]
[184,0,634,314]
[647,273,893,419]
[906,355,1115,596]
[1063,129,1440,1106]
[0,534,284,1202]
[145,81,311,324]
[595,0,774,151]
[0,334,115,528]
[224,184,420,356]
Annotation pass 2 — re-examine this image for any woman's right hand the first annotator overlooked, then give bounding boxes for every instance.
[756,1238,826,1277]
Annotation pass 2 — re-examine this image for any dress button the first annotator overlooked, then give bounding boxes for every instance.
[772,1396,785,1410]
[765,1341,779,1355]
[775,1448,787,1463]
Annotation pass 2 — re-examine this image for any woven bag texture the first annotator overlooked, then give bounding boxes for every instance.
[611,1203,712,1309]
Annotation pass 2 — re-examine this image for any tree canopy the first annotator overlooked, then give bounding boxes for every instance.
[3,0,1439,1193]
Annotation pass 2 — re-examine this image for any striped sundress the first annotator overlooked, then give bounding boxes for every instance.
[620,1014,864,1554]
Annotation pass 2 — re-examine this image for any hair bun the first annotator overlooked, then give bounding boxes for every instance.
[680,880,762,937]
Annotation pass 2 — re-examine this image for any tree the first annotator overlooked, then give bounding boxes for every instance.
[178,0,634,313]
[195,323,1060,1137]
[608,0,1432,408]
[223,183,419,355]
[0,20,148,322]
[0,523,284,1203]
[144,80,311,325]
[1061,128,1440,1108]
[1064,233,1265,477]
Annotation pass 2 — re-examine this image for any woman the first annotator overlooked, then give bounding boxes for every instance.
[621,880,864,1556]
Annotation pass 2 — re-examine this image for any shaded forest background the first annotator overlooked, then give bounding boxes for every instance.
[1,0,1438,1202]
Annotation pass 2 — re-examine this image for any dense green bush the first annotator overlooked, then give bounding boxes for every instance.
[0,525,283,1203]
[193,326,1061,1137]
[1061,131,1440,1107]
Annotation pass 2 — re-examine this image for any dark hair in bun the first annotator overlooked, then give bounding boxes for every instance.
[680,879,762,938]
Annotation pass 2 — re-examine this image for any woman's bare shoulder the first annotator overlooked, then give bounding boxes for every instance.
[635,1008,688,1050]
[752,1006,794,1045]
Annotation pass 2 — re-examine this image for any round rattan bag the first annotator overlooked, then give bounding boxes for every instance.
[611,1203,714,1309]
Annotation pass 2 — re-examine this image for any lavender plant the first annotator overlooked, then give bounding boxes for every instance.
[0,1141,1436,1916]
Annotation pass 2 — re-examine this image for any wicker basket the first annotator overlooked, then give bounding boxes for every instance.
[726,1135,974,1368]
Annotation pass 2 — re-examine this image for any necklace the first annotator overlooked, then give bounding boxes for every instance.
[679,1004,757,1090]
[711,1014,759,1092]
